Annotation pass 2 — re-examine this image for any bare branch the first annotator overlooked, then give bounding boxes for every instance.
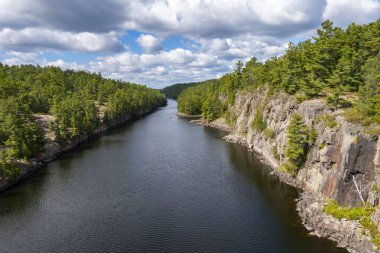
[352,175,366,206]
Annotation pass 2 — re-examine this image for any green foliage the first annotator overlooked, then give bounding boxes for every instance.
[279,160,299,177]
[224,110,237,128]
[295,93,309,104]
[360,217,380,248]
[365,127,380,135]
[357,52,380,122]
[0,63,166,182]
[176,19,380,131]
[263,128,275,139]
[161,82,200,99]
[285,113,309,170]
[326,88,350,109]
[251,111,267,132]
[272,146,280,160]
[324,199,375,220]
[177,87,204,115]
[0,98,45,158]
[324,199,380,248]
[202,95,223,122]
[0,150,21,182]
[342,108,374,126]
[51,95,100,139]
[316,114,337,128]
[308,127,318,145]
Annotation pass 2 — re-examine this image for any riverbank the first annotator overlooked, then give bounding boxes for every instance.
[0,106,164,193]
[187,114,377,253]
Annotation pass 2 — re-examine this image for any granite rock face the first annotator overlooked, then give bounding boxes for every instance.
[217,87,380,252]
[228,88,379,207]
[298,192,376,253]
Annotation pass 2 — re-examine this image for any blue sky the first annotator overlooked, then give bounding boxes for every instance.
[0,0,379,88]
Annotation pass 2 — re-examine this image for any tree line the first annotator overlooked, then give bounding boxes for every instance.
[161,82,200,99]
[0,64,166,182]
[178,19,380,123]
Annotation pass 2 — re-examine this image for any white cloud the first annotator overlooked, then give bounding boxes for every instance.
[0,0,380,87]
[137,34,163,53]
[2,51,43,65]
[0,28,124,52]
[82,48,231,87]
[124,0,326,38]
[200,36,286,62]
[324,0,380,27]
[45,59,86,71]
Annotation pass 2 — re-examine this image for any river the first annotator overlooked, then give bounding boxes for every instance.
[0,100,346,253]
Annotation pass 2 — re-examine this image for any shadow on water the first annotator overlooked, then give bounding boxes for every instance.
[0,100,347,253]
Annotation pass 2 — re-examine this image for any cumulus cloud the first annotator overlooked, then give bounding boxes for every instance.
[0,28,124,53]
[125,0,326,38]
[2,51,43,66]
[137,34,163,53]
[199,36,286,61]
[82,48,230,87]
[0,0,379,87]
[0,0,127,33]
[323,0,380,27]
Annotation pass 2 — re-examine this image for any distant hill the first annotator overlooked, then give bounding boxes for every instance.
[161,82,200,99]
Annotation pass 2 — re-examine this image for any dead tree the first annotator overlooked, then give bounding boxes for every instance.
[352,175,370,206]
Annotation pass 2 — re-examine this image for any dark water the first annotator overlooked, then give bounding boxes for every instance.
[0,100,346,253]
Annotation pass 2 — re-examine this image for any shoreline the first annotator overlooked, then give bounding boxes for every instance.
[187,116,378,253]
[0,107,163,194]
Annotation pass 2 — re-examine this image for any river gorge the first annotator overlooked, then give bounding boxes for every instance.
[0,100,346,253]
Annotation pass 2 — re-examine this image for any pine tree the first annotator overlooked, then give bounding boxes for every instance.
[357,52,380,121]
[202,95,222,122]
[285,113,309,167]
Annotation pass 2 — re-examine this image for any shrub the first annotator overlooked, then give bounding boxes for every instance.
[326,91,351,109]
[263,128,275,139]
[323,200,374,220]
[319,142,326,149]
[272,146,280,160]
[341,108,373,126]
[316,114,337,128]
[224,110,237,128]
[324,199,380,248]
[251,110,267,132]
[309,127,318,145]
[279,160,299,177]
[295,93,309,104]
[360,217,380,248]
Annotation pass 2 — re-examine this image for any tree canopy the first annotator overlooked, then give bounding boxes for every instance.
[178,19,380,123]
[0,64,166,182]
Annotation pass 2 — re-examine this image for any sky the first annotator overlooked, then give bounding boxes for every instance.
[0,0,379,88]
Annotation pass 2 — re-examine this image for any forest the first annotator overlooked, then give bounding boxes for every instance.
[161,82,200,99]
[178,19,380,124]
[0,64,166,182]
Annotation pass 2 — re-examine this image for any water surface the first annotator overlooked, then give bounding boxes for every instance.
[0,100,345,253]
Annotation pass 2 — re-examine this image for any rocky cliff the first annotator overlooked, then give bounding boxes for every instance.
[212,87,380,252]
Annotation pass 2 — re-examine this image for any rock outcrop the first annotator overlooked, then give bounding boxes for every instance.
[203,87,380,252]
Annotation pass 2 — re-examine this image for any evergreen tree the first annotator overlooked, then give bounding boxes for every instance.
[285,113,309,167]
[202,95,223,122]
[357,52,380,121]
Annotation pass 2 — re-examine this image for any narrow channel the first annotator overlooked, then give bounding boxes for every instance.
[0,100,345,253]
